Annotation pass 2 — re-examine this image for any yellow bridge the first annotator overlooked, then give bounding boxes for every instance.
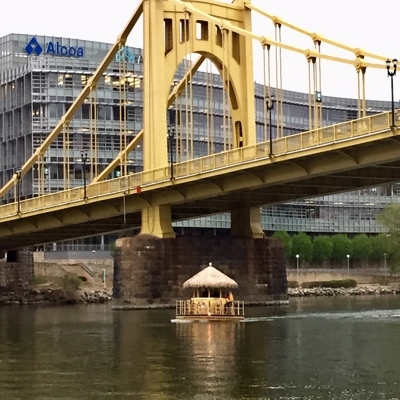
[0,0,399,252]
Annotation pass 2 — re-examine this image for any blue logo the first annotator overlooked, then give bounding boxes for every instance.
[115,46,143,64]
[24,37,84,58]
[24,37,43,56]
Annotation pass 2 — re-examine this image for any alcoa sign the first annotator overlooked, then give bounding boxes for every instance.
[24,37,84,58]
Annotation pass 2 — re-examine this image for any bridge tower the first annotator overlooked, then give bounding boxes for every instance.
[140,0,264,238]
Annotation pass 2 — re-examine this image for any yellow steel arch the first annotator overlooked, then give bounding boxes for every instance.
[142,0,256,171]
[0,0,397,204]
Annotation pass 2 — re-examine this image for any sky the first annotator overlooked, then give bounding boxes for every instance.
[1,0,398,101]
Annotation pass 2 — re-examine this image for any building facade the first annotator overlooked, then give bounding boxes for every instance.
[0,34,397,251]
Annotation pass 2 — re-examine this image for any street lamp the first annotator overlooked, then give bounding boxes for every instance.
[384,253,387,277]
[296,254,299,275]
[266,95,275,156]
[81,151,88,199]
[167,125,176,180]
[346,254,350,277]
[386,58,398,128]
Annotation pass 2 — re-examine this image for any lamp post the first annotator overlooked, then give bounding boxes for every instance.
[266,95,275,156]
[167,125,176,180]
[81,151,88,199]
[16,169,22,214]
[384,253,387,277]
[296,254,299,275]
[386,58,398,128]
[346,254,350,277]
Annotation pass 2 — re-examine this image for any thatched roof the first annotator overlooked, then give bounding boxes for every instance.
[182,263,238,289]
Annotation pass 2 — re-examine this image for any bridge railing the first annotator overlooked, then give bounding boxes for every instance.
[0,111,394,220]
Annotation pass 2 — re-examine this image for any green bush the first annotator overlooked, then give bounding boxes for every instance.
[331,234,352,262]
[352,234,372,262]
[272,231,292,260]
[369,234,388,262]
[288,281,299,288]
[31,275,49,286]
[302,279,357,289]
[313,236,333,263]
[292,232,313,262]
[57,272,82,300]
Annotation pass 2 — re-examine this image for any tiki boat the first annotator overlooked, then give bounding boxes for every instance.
[175,263,245,321]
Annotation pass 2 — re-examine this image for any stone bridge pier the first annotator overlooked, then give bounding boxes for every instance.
[112,234,288,309]
[0,248,34,288]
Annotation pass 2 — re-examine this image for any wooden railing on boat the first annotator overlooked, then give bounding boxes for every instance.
[176,299,244,317]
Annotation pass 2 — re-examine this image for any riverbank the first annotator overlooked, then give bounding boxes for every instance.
[289,284,400,297]
[0,286,112,306]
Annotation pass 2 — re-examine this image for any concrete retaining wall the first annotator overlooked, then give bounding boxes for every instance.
[287,268,400,285]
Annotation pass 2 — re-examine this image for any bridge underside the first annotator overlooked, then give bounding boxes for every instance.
[2,134,400,252]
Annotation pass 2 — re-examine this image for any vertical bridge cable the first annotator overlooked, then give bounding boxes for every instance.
[178,91,183,162]
[118,44,128,177]
[62,123,70,191]
[361,66,367,118]
[226,29,232,150]
[262,44,267,142]
[262,43,272,143]
[278,25,284,138]
[317,40,323,128]
[37,155,44,196]
[184,11,189,161]
[356,53,367,119]
[206,59,214,155]
[308,59,313,131]
[357,69,361,118]
[189,19,194,160]
[222,28,229,151]
[313,57,318,130]
[274,23,284,138]
[89,85,98,181]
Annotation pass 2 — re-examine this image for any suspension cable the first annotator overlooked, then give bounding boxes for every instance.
[118,44,128,177]
[222,28,228,151]
[90,85,98,181]
[278,25,284,138]
[184,11,189,160]
[262,44,267,142]
[63,123,70,190]
[317,41,322,128]
[308,59,312,131]
[189,16,194,159]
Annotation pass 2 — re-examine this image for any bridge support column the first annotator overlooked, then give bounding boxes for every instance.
[140,205,175,238]
[0,248,34,288]
[112,235,287,309]
[230,207,264,238]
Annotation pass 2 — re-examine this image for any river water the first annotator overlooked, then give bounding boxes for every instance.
[1,296,400,399]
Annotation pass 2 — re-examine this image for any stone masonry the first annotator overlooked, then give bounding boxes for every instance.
[113,234,288,309]
[0,248,34,288]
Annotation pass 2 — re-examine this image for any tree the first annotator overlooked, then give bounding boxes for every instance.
[376,204,400,272]
[352,234,372,262]
[312,236,333,263]
[291,232,313,262]
[376,204,400,239]
[272,230,292,260]
[369,234,387,263]
[331,234,352,262]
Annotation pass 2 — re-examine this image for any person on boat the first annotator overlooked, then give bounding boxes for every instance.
[224,291,234,314]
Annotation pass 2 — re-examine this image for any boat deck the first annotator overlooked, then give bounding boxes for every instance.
[176,298,244,321]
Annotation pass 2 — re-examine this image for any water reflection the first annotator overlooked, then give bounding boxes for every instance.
[175,322,242,397]
[1,298,400,399]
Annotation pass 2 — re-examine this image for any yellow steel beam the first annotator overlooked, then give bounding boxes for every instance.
[92,55,207,183]
[0,1,144,200]
[170,0,389,70]
[245,2,394,66]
